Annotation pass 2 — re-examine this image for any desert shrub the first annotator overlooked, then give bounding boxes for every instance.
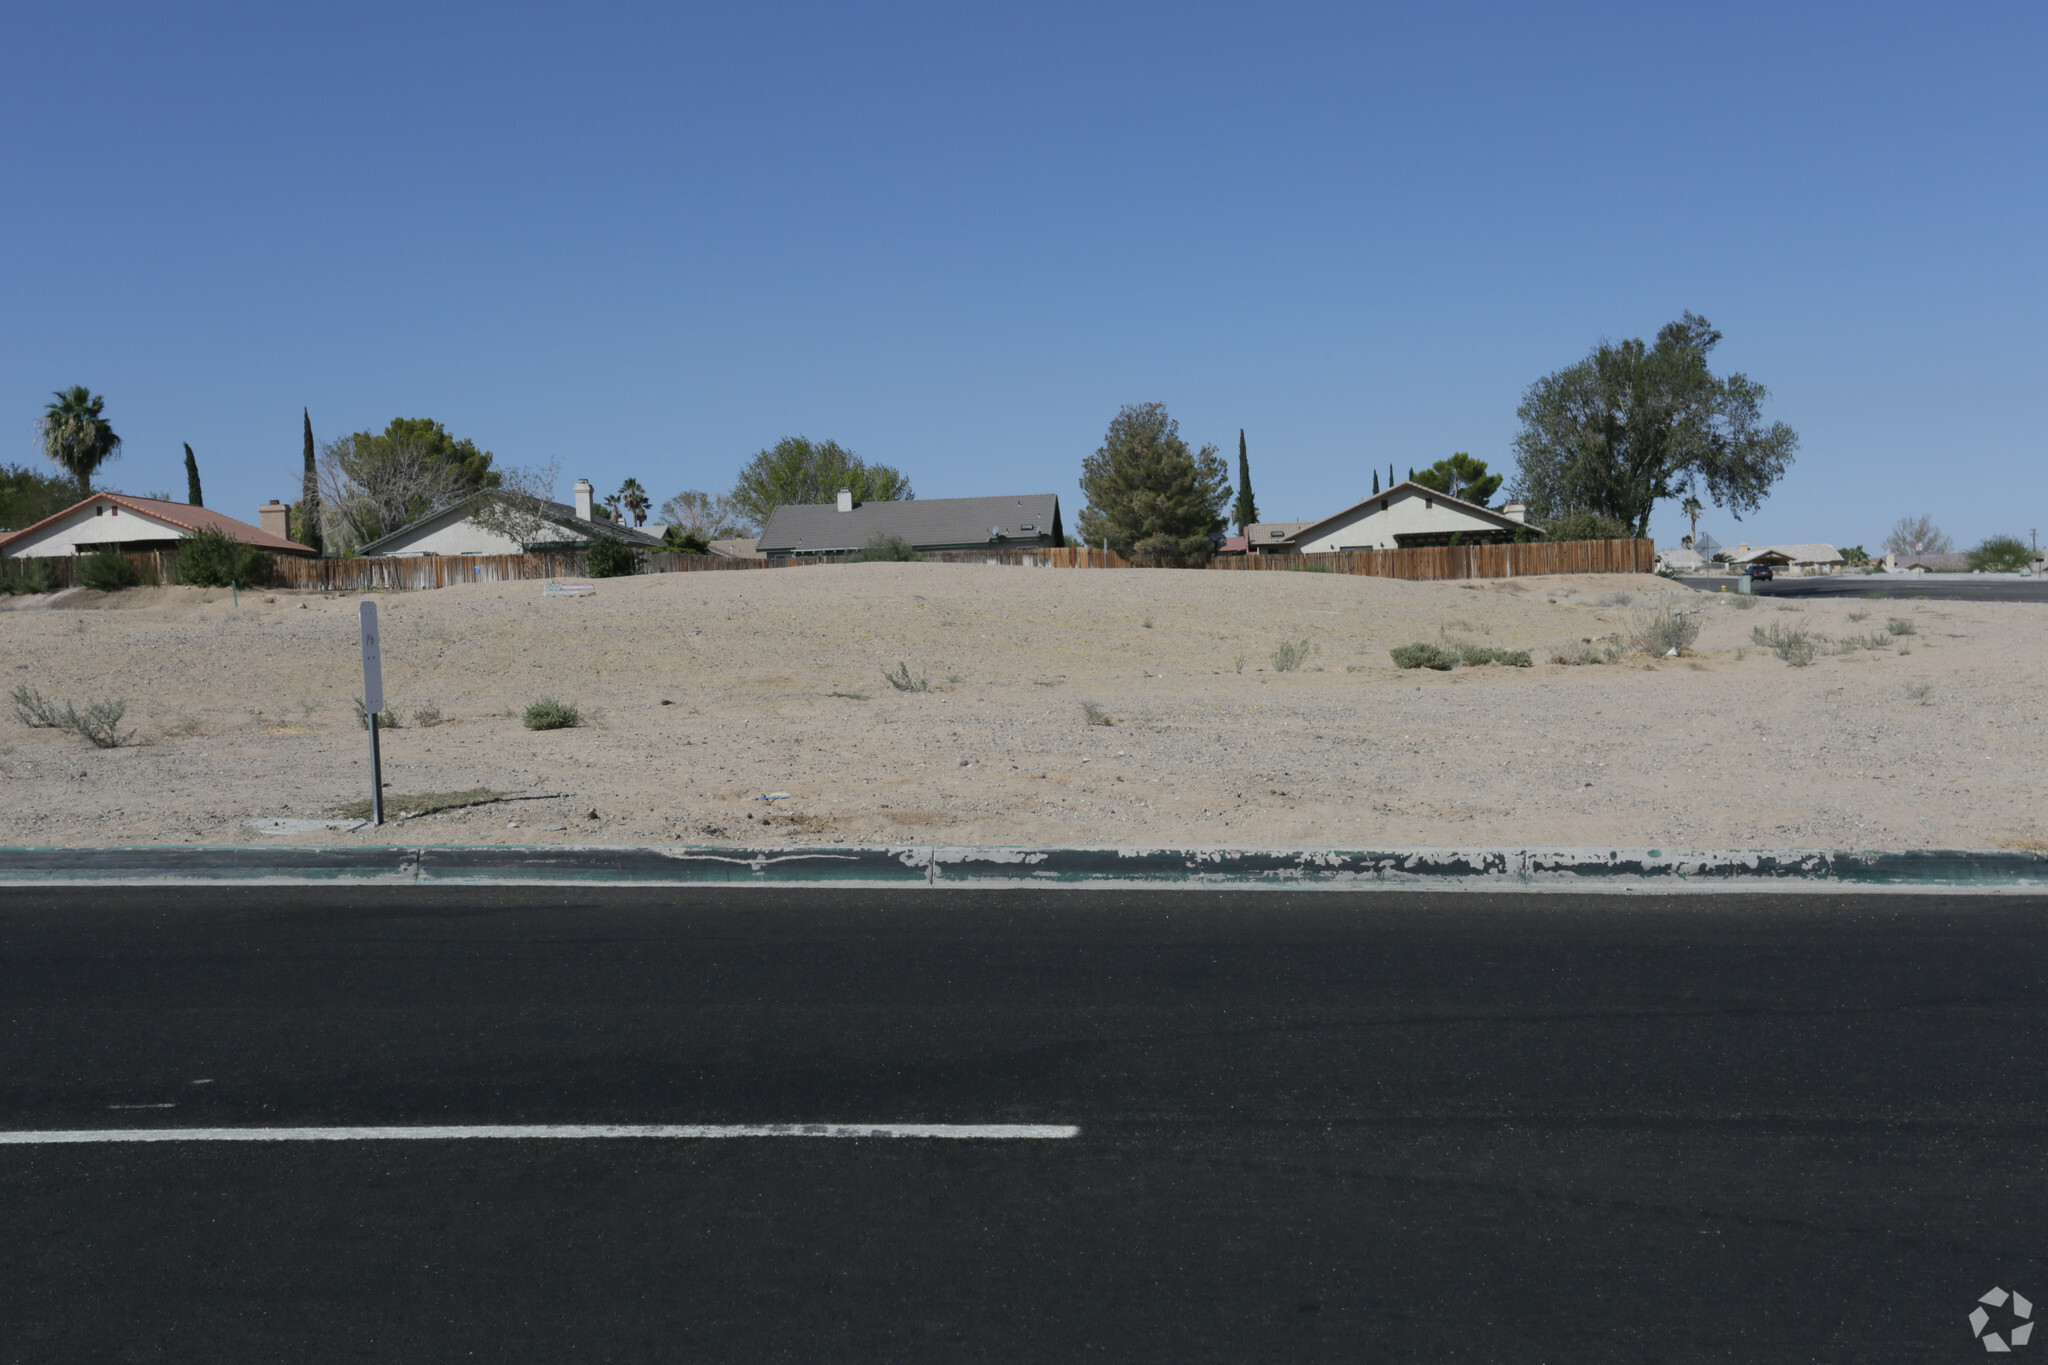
[1596,591,1634,607]
[1886,617,1917,636]
[11,684,61,727]
[584,535,641,578]
[1729,593,1757,610]
[62,699,132,748]
[1543,509,1633,542]
[1835,632,1894,653]
[14,685,132,746]
[882,661,929,692]
[1080,701,1114,727]
[77,547,139,592]
[850,533,919,563]
[1272,639,1311,672]
[1907,682,1932,700]
[1967,535,2032,573]
[176,527,273,587]
[1626,609,1701,656]
[352,696,405,731]
[412,703,443,727]
[1846,610,1870,622]
[1752,621,1818,666]
[523,697,582,730]
[1455,644,1532,667]
[1390,643,1457,670]
[1549,641,1621,666]
[0,559,61,595]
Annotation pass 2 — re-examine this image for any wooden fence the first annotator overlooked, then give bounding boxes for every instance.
[1208,538,1654,580]
[5,538,1647,594]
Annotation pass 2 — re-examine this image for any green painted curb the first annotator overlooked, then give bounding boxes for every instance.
[0,845,2041,890]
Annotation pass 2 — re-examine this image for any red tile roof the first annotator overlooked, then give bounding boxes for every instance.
[0,493,316,556]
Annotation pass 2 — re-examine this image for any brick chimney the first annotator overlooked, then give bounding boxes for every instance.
[574,479,594,521]
[1503,503,1527,524]
[258,500,290,540]
[837,488,855,512]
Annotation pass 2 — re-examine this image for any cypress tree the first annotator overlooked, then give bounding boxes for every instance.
[300,408,324,554]
[1232,429,1258,534]
[183,443,203,506]
[1372,470,1379,495]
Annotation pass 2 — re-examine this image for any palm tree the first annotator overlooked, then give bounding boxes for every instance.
[38,387,122,494]
[617,478,650,527]
[1680,496,1704,547]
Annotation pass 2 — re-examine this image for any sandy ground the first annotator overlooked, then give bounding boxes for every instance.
[2,564,2043,851]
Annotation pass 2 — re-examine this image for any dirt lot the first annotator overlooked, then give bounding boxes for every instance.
[2,564,2042,851]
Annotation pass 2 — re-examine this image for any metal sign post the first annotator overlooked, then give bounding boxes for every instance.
[360,601,385,826]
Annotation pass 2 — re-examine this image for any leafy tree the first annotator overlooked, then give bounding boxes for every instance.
[1412,453,1502,506]
[1840,545,1871,567]
[1885,515,1951,558]
[584,534,641,578]
[1508,313,1798,536]
[849,532,919,562]
[317,418,499,552]
[1542,509,1633,542]
[661,527,712,554]
[1232,430,1257,534]
[659,488,754,539]
[0,463,76,531]
[467,460,563,549]
[299,409,323,556]
[183,443,203,506]
[617,478,650,527]
[176,526,272,587]
[37,387,122,494]
[730,437,911,528]
[1076,402,1231,566]
[1967,535,2032,572]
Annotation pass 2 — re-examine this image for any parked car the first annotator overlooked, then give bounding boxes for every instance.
[1746,564,1775,582]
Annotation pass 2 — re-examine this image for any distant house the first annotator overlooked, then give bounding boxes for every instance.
[1896,552,1970,573]
[1656,548,1707,573]
[0,493,315,559]
[707,537,762,560]
[1724,543,1844,574]
[757,492,1062,562]
[357,479,664,557]
[1248,483,1541,553]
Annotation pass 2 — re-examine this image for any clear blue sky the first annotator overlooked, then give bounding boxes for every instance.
[5,1,2042,553]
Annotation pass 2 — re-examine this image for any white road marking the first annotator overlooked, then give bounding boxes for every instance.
[0,1123,1078,1145]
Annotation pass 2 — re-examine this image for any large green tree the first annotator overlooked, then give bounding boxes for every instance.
[0,463,75,531]
[729,437,911,528]
[1412,452,1501,506]
[1077,402,1231,566]
[299,409,323,555]
[1508,313,1797,536]
[1233,429,1257,534]
[37,386,122,495]
[316,417,500,552]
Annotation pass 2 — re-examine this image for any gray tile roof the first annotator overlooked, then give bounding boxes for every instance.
[758,495,1062,555]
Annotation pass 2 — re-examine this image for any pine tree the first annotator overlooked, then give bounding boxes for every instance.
[300,409,324,555]
[183,443,203,506]
[1075,402,1232,566]
[1232,430,1258,534]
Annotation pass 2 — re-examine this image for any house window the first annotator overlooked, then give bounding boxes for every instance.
[95,506,104,515]
[1380,499,1388,512]
[1425,498,1433,509]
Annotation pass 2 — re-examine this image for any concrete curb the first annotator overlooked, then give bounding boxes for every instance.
[0,845,2042,891]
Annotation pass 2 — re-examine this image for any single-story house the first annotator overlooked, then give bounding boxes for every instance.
[1249,483,1542,553]
[357,479,664,557]
[757,492,1062,561]
[707,537,761,559]
[1896,552,1970,573]
[1656,547,1707,573]
[1722,543,1843,574]
[0,493,315,559]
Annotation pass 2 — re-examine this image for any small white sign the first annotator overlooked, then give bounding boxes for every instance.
[360,601,384,714]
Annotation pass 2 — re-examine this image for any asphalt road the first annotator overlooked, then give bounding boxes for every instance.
[1680,573,2048,602]
[1,886,2042,1362]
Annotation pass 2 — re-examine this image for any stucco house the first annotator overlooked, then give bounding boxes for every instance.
[0,493,315,559]
[757,492,1062,561]
[1247,483,1541,553]
[1723,543,1844,574]
[357,479,664,557]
